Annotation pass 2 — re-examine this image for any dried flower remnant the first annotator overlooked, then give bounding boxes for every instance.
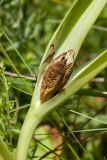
[40,48,75,103]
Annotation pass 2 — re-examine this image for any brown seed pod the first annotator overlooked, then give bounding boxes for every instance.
[40,49,75,103]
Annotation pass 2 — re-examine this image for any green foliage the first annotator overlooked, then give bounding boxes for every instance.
[0,0,107,160]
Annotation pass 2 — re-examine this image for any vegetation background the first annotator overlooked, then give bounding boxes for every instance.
[0,0,107,159]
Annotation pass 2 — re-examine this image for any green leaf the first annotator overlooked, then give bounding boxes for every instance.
[0,136,14,160]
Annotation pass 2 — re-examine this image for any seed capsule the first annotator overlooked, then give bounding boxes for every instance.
[40,50,75,103]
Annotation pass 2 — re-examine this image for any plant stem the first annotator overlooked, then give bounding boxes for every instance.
[16,107,42,160]
[5,71,36,81]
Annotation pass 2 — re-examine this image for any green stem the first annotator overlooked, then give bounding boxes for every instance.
[16,107,42,160]
[0,137,14,160]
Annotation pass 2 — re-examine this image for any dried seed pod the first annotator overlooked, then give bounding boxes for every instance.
[59,62,74,89]
[40,49,75,103]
